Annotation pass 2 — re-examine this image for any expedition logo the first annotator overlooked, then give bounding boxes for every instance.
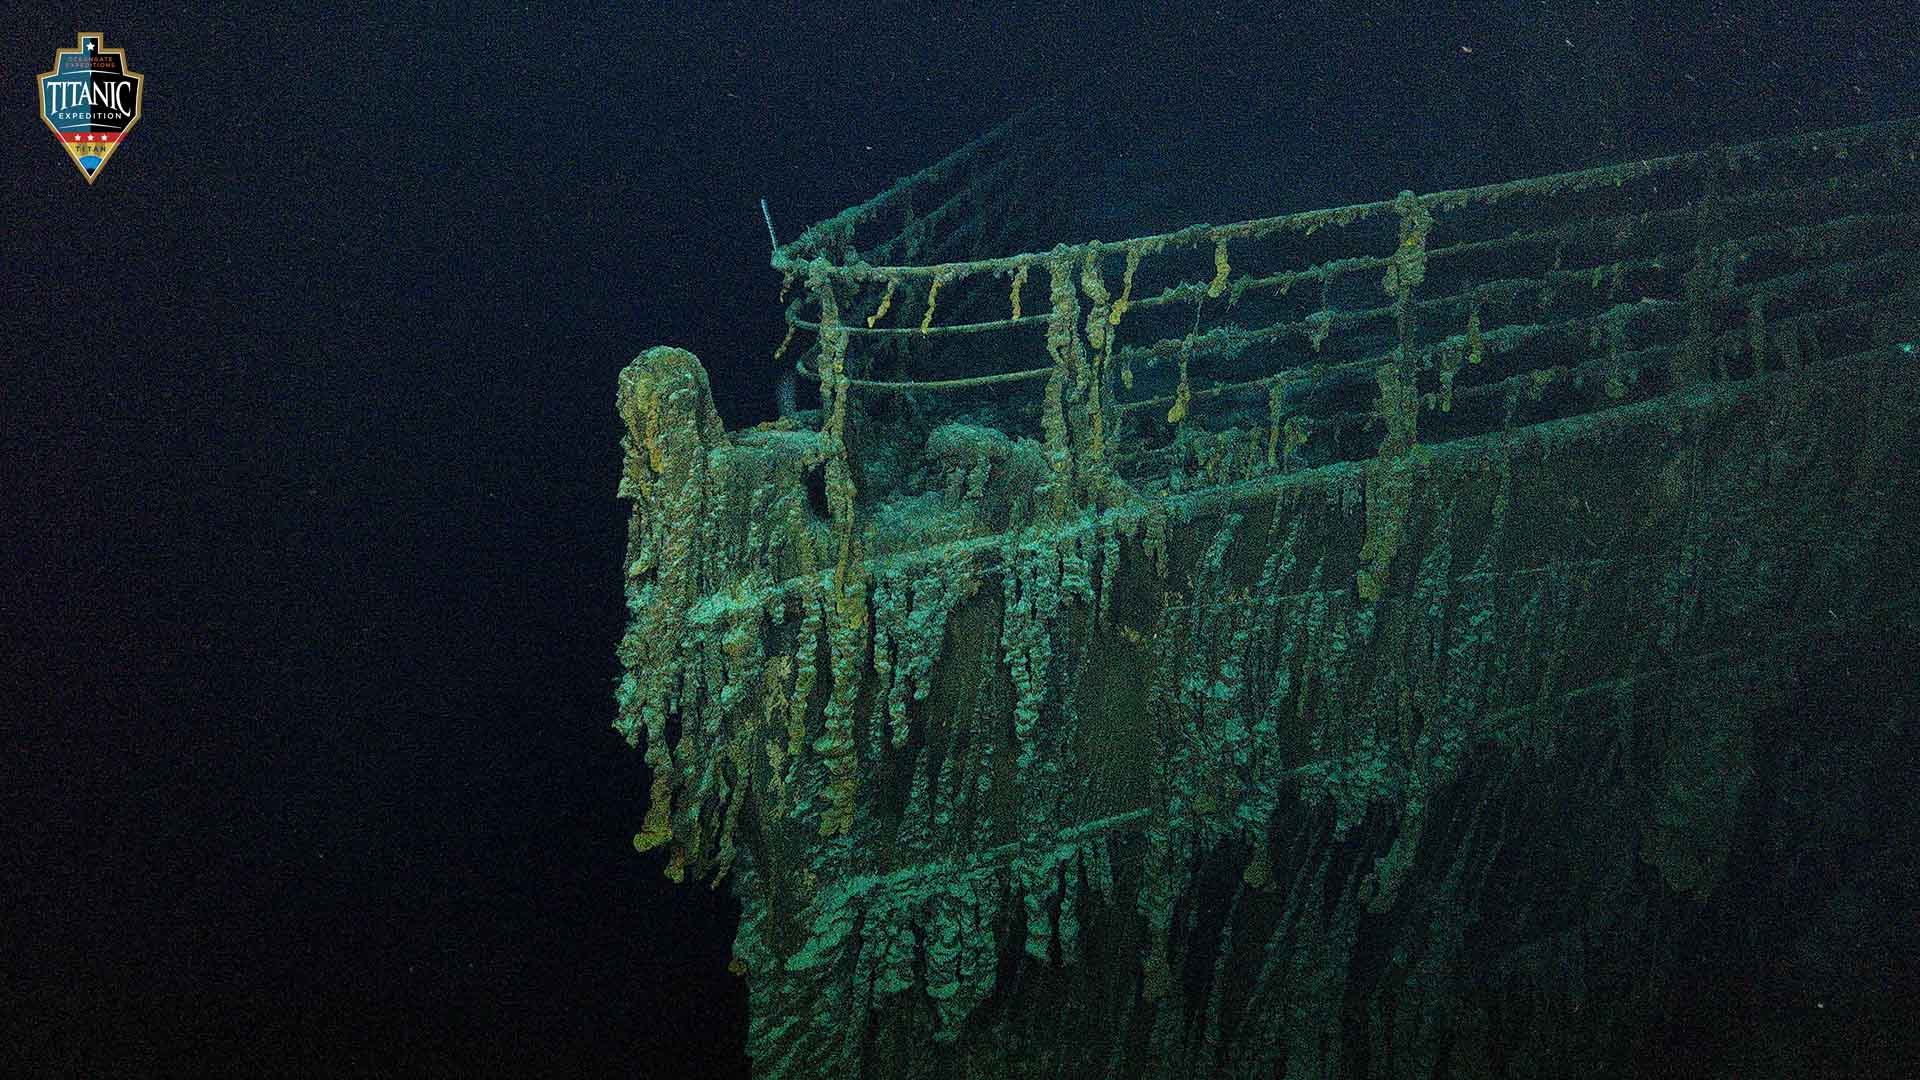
[38,32,143,184]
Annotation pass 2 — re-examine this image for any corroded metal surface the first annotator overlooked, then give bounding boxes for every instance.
[615,116,1918,1077]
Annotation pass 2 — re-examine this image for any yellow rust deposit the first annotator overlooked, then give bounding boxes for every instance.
[611,110,1920,1079]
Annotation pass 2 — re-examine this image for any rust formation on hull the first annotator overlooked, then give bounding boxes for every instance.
[615,113,1919,1077]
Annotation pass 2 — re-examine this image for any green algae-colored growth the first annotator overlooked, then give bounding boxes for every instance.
[613,112,1920,1078]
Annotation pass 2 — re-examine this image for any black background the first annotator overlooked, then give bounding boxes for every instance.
[5,3,1915,1075]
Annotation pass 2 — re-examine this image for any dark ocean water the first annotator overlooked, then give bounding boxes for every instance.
[6,4,1915,1075]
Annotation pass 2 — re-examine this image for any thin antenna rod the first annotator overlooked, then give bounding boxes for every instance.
[760,198,779,256]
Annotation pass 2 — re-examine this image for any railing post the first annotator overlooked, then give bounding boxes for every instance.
[808,260,862,591]
[1357,192,1432,601]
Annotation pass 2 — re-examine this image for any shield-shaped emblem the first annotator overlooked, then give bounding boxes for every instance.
[39,33,144,185]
